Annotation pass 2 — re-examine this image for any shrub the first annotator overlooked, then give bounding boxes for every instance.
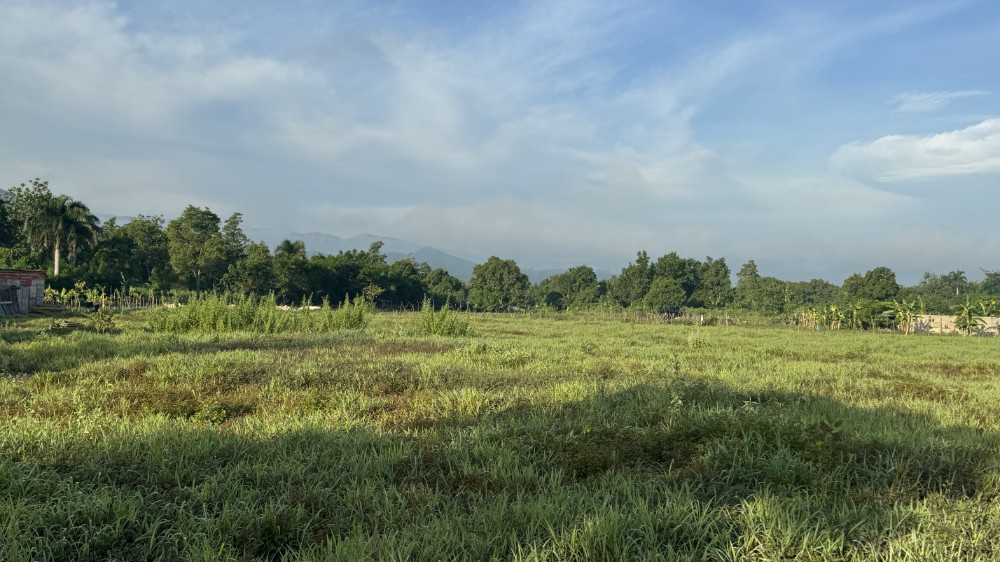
[91,305,115,334]
[147,293,370,333]
[417,297,470,336]
[314,295,371,331]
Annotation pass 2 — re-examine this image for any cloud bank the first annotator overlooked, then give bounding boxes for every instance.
[831,119,1000,183]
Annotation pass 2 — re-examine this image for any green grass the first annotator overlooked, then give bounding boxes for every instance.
[2,310,1000,560]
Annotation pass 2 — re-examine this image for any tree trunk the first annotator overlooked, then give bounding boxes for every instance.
[53,244,61,277]
[195,270,201,298]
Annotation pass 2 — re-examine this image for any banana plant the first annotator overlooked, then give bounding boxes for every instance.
[848,301,865,330]
[885,299,917,335]
[826,304,844,330]
[952,297,984,336]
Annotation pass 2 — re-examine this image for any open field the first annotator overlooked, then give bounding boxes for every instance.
[2,310,1000,560]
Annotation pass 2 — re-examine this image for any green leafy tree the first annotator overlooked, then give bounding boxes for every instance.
[860,267,900,301]
[120,215,172,283]
[735,260,786,314]
[166,206,226,296]
[275,239,307,260]
[222,241,275,295]
[839,273,865,303]
[273,239,312,304]
[24,194,100,277]
[980,270,1000,295]
[643,277,686,311]
[540,265,600,309]
[5,178,53,227]
[653,252,700,300]
[425,268,467,308]
[918,271,969,298]
[0,198,19,247]
[469,256,530,311]
[382,258,427,307]
[221,212,250,262]
[692,257,731,308]
[607,251,652,307]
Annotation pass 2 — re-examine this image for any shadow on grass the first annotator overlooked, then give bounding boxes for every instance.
[3,380,999,560]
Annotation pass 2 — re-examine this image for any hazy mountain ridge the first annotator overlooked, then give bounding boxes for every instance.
[244,227,480,281]
[87,216,609,283]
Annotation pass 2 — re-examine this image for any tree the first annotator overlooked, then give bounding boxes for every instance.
[382,258,427,307]
[120,215,171,283]
[860,267,899,301]
[607,251,652,307]
[980,270,1000,295]
[0,198,18,247]
[541,265,600,309]
[734,260,785,313]
[273,239,312,304]
[469,256,530,311]
[24,194,100,277]
[787,279,839,308]
[734,260,761,309]
[221,212,250,263]
[166,206,226,297]
[425,268,467,308]
[5,178,53,227]
[918,271,969,298]
[274,239,307,260]
[653,252,700,299]
[222,241,275,295]
[643,277,686,311]
[839,273,865,303]
[693,257,731,308]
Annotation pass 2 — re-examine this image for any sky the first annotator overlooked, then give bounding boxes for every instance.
[1,0,998,284]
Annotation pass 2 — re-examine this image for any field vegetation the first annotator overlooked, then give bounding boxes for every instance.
[3,308,1000,560]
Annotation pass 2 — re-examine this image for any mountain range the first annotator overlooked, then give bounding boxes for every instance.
[243,227,481,281]
[76,214,613,283]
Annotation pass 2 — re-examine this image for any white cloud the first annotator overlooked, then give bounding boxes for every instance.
[890,90,989,113]
[830,119,1000,182]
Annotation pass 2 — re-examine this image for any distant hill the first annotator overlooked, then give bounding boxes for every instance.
[89,218,607,283]
[244,227,478,281]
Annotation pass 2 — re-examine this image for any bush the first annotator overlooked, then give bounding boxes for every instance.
[147,293,370,333]
[417,297,470,336]
[91,305,115,334]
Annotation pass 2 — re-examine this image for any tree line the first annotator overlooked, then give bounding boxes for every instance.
[4,179,1000,318]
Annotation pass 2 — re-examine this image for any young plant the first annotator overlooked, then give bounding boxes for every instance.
[418,297,470,336]
[951,297,984,336]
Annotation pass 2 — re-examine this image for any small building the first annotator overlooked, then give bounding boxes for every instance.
[0,269,46,314]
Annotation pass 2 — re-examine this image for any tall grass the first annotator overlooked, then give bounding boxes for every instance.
[147,293,370,333]
[417,297,471,336]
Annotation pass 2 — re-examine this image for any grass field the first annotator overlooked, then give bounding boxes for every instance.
[2,309,1000,560]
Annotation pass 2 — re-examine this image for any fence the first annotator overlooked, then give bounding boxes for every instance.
[914,315,1000,336]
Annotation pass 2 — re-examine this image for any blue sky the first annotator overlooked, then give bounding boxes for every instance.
[2,0,998,283]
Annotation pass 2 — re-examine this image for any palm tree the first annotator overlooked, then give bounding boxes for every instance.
[274,239,307,260]
[25,195,100,277]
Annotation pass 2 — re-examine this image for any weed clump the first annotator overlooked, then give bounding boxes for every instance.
[148,293,370,333]
[91,305,115,333]
[687,331,707,348]
[417,297,470,336]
